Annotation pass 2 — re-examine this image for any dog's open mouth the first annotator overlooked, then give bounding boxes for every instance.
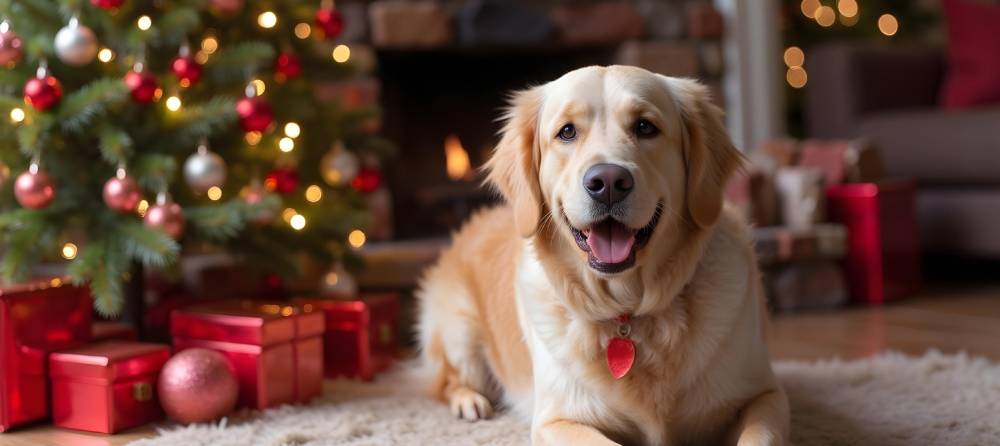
[569,204,663,274]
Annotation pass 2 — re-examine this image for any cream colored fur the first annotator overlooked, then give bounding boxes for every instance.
[417,66,789,446]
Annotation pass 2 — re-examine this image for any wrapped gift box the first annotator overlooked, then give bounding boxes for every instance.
[827,180,921,304]
[171,301,324,409]
[91,322,138,342]
[0,279,91,432]
[294,294,399,381]
[49,341,169,433]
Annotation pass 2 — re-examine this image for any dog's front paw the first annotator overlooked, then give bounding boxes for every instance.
[449,387,494,421]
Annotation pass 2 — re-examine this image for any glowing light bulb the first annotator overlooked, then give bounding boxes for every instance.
[258,11,277,29]
[332,45,350,63]
[348,229,366,249]
[251,79,266,96]
[201,36,219,54]
[279,137,295,152]
[878,14,899,36]
[786,67,808,89]
[137,15,152,30]
[137,199,149,217]
[290,214,306,230]
[305,185,322,203]
[9,107,24,123]
[783,47,805,68]
[61,243,78,260]
[207,186,223,201]
[282,208,297,222]
[284,122,301,138]
[98,48,114,63]
[294,23,312,39]
[165,96,182,111]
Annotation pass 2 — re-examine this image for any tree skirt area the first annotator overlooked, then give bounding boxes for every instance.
[129,351,1000,446]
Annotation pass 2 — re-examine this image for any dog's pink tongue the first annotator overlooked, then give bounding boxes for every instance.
[586,221,635,264]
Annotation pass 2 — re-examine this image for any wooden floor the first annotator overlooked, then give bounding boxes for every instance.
[3,285,1000,446]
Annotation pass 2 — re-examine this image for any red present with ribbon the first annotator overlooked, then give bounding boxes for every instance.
[294,293,399,381]
[49,341,169,433]
[171,301,324,409]
[0,278,91,432]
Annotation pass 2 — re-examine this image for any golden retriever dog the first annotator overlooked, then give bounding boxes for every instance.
[417,65,789,446]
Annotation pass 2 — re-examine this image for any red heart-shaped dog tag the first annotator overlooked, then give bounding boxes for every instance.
[607,337,635,379]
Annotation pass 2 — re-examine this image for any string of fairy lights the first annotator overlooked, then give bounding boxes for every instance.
[4,6,371,261]
[786,0,900,89]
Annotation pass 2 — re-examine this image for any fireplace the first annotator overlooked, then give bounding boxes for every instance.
[376,47,618,239]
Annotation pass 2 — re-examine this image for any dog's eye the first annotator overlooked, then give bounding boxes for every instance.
[635,119,659,138]
[557,124,577,141]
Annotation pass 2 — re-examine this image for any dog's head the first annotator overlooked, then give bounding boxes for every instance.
[486,66,742,277]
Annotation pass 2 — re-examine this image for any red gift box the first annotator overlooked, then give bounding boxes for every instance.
[294,294,399,381]
[171,301,324,409]
[49,341,169,433]
[0,279,91,432]
[827,180,922,304]
[92,322,138,342]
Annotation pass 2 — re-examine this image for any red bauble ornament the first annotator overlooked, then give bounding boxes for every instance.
[14,169,55,209]
[351,166,382,194]
[102,174,142,213]
[158,349,238,424]
[171,56,202,86]
[24,76,62,111]
[235,96,274,132]
[144,199,185,239]
[274,52,302,80]
[90,0,125,9]
[124,69,159,103]
[314,8,344,39]
[208,0,244,16]
[265,168,299,195]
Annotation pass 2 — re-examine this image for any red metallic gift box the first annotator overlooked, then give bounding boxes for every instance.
[827,180,922,304]
[0,279,91,432]
[294,294,399,381]
[171,301,324,409]
[49,341,169,433]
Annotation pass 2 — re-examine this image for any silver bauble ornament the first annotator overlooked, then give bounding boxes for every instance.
[320,263,358,298]
[54,17,98,66]
[183,144,227,193]
[320,141,360,186]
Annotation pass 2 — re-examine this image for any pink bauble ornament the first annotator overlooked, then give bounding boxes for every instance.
[144,199,185,239]
[14,168,55,209]
[0,29,23,66]
[274,52,302,80]
[125,69,159,103]
[171,55,202,85]
[24,75,62,111]
[102,174,142,213]
[158,349,238,424]
[90,0,125,10]
[235,96,273,132]
[315,8,344,39]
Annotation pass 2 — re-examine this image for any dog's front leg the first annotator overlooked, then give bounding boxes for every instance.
[532,419,622,446]
[728,388,790,446]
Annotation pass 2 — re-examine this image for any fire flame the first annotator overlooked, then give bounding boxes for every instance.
[444,134,472,181]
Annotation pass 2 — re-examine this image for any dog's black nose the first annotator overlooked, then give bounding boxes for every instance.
[583,163,633,205]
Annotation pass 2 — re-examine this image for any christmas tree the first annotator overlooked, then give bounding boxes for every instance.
[0,0,390,315]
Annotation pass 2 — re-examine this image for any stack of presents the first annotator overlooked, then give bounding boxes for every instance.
[0,278,399,434]
[730,138,922,311]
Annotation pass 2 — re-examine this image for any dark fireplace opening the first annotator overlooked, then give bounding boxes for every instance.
[376,47,617,239]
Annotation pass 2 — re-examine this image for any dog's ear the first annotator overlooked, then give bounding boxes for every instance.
[666,77,745,228]
[484,87,545,238]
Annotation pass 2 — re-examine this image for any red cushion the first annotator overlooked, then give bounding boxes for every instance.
[940,0,1000,109]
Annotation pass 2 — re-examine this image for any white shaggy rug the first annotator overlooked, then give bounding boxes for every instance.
[129,351,1000,446]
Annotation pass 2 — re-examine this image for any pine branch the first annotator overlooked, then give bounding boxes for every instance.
[97,122,133,165]
[205,42,276,83]
[0,243,31,283]
[186,201,246,241]
[90,244,127,317]
[120,221,179,268]
[159,96,237,150]
[133,154,177,190]
[154,7,201,46]
[16,113,53,157]
[57,78,130,134]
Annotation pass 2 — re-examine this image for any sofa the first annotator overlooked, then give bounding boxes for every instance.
[806,43,1000,257]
